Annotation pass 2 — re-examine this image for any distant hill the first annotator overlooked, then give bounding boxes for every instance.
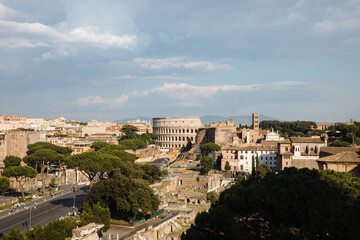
[200,114,278,126]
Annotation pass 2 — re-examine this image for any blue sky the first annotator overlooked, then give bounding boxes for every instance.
[0,0,359,122]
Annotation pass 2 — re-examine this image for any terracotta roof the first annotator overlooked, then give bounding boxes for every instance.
[320,147,360,157]
[318,151,360,163]
[280,139,291,144]
[290,137,324,143]
[280,151,293,156]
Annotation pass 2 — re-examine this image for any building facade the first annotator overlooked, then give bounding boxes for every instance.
[221,144,278,173]
[277,136,327,171]
[153,117,203,149]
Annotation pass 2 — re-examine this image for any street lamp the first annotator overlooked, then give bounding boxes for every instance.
[28,203,36,230]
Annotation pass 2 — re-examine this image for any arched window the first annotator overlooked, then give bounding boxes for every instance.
[191,129,194,133]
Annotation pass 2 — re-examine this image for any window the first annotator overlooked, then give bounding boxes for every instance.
[285,147,289,151]
[270,157,272,160]
[261,157,263,160]
[240,156,244,159]
[241,165,243,170]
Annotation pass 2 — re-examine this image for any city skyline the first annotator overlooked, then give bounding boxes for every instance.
[0,0,359,122]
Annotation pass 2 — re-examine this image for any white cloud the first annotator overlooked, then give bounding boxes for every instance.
[77,96,105,107]
[113,74,191,81]
[313,19,360,33]
[133,57,231,71]
[0,3,17,19]
[77,95,129,107]
[0,37,49,48]
[0,20,137,49]
[108,94,129,106]
[131,81,306,106]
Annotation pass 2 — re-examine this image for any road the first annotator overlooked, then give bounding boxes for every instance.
[0,185,88,237]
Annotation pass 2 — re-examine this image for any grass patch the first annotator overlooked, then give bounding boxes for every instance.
[110,219,131,226]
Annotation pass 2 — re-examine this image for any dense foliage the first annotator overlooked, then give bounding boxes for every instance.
[0,176,10,194]
[3,218,76,240]
[3,155,22,168]
[200,143,221,152]
[26,142,72,156]
[328,122,360,146]
[2,166,37,198]
[86,173,160,222]
[80,202,111,231]
[180,138,193,153]
[65,152,122,183]
[119,139,147,151]
[260,120,320,138]
[90,141,110,151]
[200,156,213,175]
[24,148,65,193]
[182,168,360,240]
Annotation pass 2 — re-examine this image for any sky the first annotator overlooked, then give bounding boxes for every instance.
[0,0,359,123]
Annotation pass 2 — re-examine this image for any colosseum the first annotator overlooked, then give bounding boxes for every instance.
[153,117,204,149]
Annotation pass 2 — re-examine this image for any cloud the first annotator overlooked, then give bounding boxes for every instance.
[76,81,305,109]
[113,74,191,81]
[0,3,17,19]
[133,57,231,71]
[0,64,8,70]
[0,37,49,48]
[0,20,137,49]
[313,19,360,33]
[77,96,105,107]
[108,94,129,106]
[77,95,129,107]
[132,81,306,100]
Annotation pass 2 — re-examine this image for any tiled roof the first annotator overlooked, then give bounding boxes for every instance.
[280,151,294,156]
[290,137,324,143]
[320,147,360,157]
[318,151,360,163]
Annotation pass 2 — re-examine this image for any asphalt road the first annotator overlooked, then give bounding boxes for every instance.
[0,186,88,237]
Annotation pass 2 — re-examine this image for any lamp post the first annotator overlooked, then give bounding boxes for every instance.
[73,184,76,216]
[29,203,36,230]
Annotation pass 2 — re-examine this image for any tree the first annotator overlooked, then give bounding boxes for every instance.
[207,191,219,204]
[66,152,122,185]
[253,163,272,179]
[0,176,10,194]
[3,155,22,168]
[90,142,110,151]
[2,226,26,240]
[196,154,202,161]
[140,164,162,184]
[224,161,231,171]
[27,142,72,156]
[200,143,221,152]
[182,168,360,240]
[120,124,139,140]
[25,218,75,240]
[86,173,159,222]
[119,139,147,151]
[80,202,111,231]
[180,138,192,153]
[200,156,213,175]
[2,166,37,198]
[23,149,65,194]
[49,177,57,189]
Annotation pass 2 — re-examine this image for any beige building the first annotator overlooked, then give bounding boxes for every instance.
[277,136,327,171]
[318,147,360,177]
[153,117,203,149]
[0,131,46,169]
